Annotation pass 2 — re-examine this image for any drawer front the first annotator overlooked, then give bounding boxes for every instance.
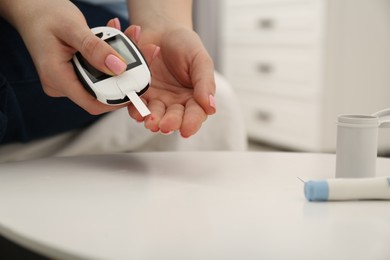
[222,46,322,98]
[225,0,318,5]
[222,0,324,45]
[237,91,321,150]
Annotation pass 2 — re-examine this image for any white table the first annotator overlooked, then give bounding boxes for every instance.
[0,152,389,260]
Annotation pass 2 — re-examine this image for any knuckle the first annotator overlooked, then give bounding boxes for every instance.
[80,34,100,59]
[36,63,60,97]
[42,86,55,97]
[39,75,54,96]
[85,106,103,115]
[39,75,50,90]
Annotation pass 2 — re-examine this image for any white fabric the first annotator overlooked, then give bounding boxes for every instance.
[0,72,247,163]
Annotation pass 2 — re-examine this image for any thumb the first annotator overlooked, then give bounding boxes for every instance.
[68,27,127,76]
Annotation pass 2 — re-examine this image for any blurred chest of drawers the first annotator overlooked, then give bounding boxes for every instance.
[220,0,390,152]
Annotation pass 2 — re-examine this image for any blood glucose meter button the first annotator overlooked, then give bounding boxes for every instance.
[95,32,103,38]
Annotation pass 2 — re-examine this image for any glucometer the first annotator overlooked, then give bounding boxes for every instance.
[72,26,151,116]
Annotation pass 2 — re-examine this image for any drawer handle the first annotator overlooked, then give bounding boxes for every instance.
[258,18,274,30]
[257,63,273,74]
[255,111,273,123]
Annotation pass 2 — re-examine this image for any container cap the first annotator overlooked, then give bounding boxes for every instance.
[338,115,379,128]
[304,180,329,201]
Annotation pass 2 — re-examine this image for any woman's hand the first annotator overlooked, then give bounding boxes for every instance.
[125,25,216,138]
[1,0,216,138]
[0,0,135,115]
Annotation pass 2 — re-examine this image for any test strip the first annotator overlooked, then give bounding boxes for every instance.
[126,91,151,117]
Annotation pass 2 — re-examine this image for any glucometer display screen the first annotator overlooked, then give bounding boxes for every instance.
[107,37,137,65]
[77,34,142,83]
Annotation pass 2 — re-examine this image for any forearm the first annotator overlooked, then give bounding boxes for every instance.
[0,0,80,37]
[0,0,28,28]
[127,0,193,41]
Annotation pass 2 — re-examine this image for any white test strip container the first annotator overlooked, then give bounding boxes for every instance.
[335,115,379,178]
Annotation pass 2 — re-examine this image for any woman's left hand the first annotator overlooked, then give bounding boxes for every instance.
[124,25,216,138]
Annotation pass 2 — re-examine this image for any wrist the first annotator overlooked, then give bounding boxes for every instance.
[127,0,193,45]
[138,23,193,46]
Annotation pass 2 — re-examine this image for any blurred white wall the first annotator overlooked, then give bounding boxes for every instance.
[193,0,221,71]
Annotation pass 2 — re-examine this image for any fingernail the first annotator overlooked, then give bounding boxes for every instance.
[135,26,141,43]
[105,54,126,75]
[209,94,216,110]
[114,18,121,30]
[161,130,174,135]
[152,46,160,60]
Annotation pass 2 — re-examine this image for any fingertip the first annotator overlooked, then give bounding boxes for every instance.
[114,18,121,31]
[107,18,121,30]
[127,105,145,122]
[161,130,174,135]
[179,99,208,137]
[194,91,217,116]
[180,125,200,139]
[180,131,191,139]
[152,46,160,60]
[124,25,141,44]
[134,25,141,43]
[144,114,161,132]
[208,94,217,114]
[105,54,126,75]
[139,44,160,66]
[179,115,203,138]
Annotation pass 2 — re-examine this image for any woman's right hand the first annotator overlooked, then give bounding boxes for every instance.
[0,0,137,115]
